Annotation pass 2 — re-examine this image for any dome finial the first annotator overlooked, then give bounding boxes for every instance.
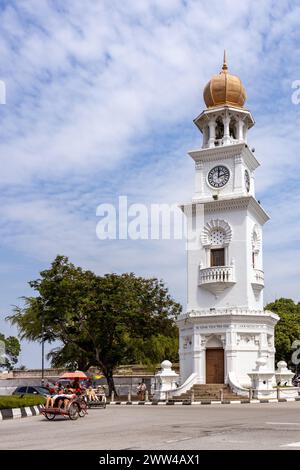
[203,51,246,108]
[222,49,228,72]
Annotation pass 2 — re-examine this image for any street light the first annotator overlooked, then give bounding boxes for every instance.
[41,308,45,387]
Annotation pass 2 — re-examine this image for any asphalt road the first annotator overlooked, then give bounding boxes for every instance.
[2,403,300,450]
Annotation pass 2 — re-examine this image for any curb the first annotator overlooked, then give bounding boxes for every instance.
[106,397,300,406]
[0,405,42,421]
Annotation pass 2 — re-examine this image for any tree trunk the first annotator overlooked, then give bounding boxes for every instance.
[103,368,117,397]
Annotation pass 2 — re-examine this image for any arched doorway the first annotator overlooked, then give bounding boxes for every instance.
[205,336,224,384]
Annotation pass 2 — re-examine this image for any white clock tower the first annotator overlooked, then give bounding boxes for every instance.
[177,53,279,391]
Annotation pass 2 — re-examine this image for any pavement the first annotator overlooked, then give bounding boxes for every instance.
[2,402,300,450]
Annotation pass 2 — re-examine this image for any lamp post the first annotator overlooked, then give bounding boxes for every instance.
[41,309,45,387]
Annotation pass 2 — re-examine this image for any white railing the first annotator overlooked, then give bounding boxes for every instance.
[228,372,249,397]
[203,137,240,149]
[170,373,198,397]
[214,137,239,147]
[199,266,235,285]
[252,269,264,286]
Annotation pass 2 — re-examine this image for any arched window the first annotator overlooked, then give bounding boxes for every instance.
[252,225,261,268]
[229,117,237,140]
[215,116,224,141]
[201,219,232,267]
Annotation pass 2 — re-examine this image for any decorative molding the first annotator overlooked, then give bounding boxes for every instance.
[193,196,270,225]
[188,143,259,172]
[236,334,260,346]
[201,219,232,247]
[195,161,203,170]
[183,336,192,349]
[176,309,280,326]
[252,224,261,252]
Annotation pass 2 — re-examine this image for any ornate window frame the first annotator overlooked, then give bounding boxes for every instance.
[201,219,232,268]
[252,224,261,254]
[201,219,232,248]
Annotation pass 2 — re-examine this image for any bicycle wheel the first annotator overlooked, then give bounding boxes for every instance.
[45,412,55,420]
[68,403,79,420]
[78,400,87,417]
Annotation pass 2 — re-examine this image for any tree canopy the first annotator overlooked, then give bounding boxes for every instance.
[266,297,300,369]
[8,255,181,394]
[0,332,21,370]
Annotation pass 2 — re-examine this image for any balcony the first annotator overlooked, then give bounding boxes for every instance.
[202,137,240,149]
[252,269,264,296]
[199,266,236,297]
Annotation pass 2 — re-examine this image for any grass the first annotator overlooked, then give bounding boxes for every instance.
[0,395,46,410]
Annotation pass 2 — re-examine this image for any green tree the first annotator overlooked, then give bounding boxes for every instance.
[0,333,21,370]
[47,343,92,372]
[8,255,181,395]
[265,298,300,370]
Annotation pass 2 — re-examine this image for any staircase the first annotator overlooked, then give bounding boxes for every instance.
[173,384,241,401]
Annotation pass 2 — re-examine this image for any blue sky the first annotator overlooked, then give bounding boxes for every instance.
[0,0,300,368]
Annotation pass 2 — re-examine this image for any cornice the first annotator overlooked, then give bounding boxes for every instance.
[176,308,279,324]
[188,143,260,172]
[193,106,255,131]
[188,143,245,161]
[180,196,270,224]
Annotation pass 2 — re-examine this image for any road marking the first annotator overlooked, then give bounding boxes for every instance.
[165,437,192,444]
[12,409,21,418]
[281,442,300,447]
[24,407,32,417]
[266,422,300,426]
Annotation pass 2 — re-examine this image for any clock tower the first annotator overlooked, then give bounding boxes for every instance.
[176,53,279,391]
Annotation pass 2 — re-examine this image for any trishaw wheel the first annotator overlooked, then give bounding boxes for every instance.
[45,413,55,420]
[68,403,79,420]
[78,401,87,417]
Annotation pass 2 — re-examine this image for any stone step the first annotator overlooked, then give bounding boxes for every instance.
[175,384,240,401]
[191,384,229,388]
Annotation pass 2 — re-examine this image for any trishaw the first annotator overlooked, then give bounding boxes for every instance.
[41,395,88,421]
[85,387,107,409]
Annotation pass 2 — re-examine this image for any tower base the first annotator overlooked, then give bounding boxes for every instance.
[176,308,279,388]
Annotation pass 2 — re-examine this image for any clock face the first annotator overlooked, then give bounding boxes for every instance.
[245,170,250,192]
[207,165,230,188]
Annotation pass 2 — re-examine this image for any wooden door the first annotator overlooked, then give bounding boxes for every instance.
[206,348,224,383]
[211,248,225,267]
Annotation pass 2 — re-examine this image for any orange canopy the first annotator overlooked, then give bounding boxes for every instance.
[59,370,88,380]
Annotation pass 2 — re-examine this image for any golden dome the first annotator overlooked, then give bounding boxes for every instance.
[203,51,246,108]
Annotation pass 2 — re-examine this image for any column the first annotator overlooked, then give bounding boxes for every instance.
[237,119,244,142]
[234,155,243,191]
[250,173,255,197]
[208,119,216,148]
[223,115,230,145]
[198,338,207,384]
[194,161,204,198]
[225,328,237,383]
[202,126,209,148]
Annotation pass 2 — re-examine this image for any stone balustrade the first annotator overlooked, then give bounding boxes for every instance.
[253,269,264,286]
[199,266,235,285]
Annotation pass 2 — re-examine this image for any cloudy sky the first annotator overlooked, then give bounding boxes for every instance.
[0,0,300,368]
